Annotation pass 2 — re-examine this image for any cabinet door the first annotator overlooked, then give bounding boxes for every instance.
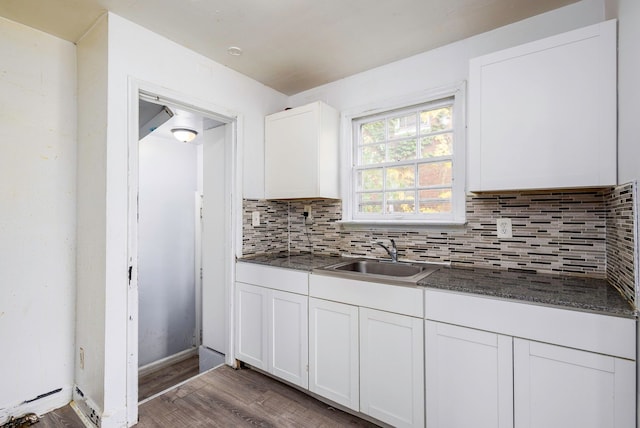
[469,20,616,191]
[234,282,268,369]
[268,290,308,388]
[265,104,318,199]
[514,338,635,428]
[308,298,359,411]
[426,321,513,428]
[360,308,424,428]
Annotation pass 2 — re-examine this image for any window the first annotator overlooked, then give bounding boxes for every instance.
[347,86,465,224]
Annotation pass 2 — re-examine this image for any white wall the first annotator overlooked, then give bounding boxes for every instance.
[76,14,109,420]
[138,135,198,367]
[289,0,605,113]
[76,12,287,427]
[0,16,76,423]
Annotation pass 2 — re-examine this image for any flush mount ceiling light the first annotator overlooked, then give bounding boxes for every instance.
[227,46,242,56]
[171,128,198,143]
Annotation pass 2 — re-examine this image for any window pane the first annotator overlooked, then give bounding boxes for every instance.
[386,191,415,214]
[419,189,452,213]
[418,161,451,186]
[389,113,417,139]
[361,144,385,165]
[358,168,383,190]
[420,106,452,133]
[386,166,415,189]
[420,133,452,158]
[361,120,385,144]
[358,192,383,213]
[387,139,417,162]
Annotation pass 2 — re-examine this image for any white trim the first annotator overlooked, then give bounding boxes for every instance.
[340,81,466,226]
[0,386,72,426]
[195,192,203,348]
[126,78,241,426]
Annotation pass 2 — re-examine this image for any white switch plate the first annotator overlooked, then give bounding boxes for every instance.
[496,218,512,238]
[252,211,260,226]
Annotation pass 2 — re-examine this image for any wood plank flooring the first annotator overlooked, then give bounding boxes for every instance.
[32,405,84,428]
[139,354,200,402]
[137,365,380,427]
[36,364,379,427]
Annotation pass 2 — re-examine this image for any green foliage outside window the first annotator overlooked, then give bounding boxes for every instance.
[355,101,454,217]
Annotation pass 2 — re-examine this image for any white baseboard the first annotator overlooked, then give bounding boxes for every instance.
[138,347,197,377]
[0,385,72,426]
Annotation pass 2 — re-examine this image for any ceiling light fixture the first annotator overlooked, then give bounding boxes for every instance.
[227,46,242,56]
[171,128,198,143]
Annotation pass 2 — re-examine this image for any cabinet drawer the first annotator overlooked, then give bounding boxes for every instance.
[425,289,635,360]
[310,273,423,318]
[236,262,308,294]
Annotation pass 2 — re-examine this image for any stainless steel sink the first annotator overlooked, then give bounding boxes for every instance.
[313,258,441,285]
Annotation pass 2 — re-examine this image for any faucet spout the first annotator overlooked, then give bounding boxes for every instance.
[375,239,398,262]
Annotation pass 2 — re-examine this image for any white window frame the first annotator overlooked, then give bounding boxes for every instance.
[340,82,466,226]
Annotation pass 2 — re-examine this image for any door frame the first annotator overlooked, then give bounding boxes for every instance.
[126,78,242,425]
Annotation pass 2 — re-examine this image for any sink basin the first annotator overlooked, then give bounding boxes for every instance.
[314,258,441,285]
[335,259,425,277]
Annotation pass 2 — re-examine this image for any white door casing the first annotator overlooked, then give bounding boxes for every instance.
[127,79,239,426]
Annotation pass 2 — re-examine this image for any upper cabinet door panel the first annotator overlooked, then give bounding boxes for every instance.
[469,20,617,192]
[265,101,339,199]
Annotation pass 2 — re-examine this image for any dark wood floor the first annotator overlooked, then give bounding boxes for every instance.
[35,365,379,427]
[34,405,84,428]
[138,365,379,427]
[139,354,200,402]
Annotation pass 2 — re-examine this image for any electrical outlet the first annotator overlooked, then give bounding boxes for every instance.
[251,211,260,226]
[304,205,312,216]
[496,218,513,238]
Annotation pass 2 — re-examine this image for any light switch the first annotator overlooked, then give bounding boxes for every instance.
[252,211,260,226]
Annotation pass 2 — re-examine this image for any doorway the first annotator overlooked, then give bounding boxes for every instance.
[131,90,235,405]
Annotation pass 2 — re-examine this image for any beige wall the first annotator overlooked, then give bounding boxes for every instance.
[0,16,77,423]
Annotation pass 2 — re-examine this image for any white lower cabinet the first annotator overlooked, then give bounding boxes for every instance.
[360,308,424,428]
[234,281,308,389]
[425,321,513,428]
[513,338,635,428]
[308,297,359,410]
[269,289,308,388]
[235,282,268,369]
[425,289,636,428]
[308,300,424,427]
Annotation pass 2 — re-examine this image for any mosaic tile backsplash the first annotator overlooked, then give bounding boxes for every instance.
[242,183,636,306]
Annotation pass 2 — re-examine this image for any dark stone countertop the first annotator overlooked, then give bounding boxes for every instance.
[237,253,636,319]
[419,266,636,318]
[237,252,343,271]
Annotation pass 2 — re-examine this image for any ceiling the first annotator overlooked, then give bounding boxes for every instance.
[0,0,579,95]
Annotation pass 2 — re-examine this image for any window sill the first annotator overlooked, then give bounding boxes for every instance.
[337,219,467,231]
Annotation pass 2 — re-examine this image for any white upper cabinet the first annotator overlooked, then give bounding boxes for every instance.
[468,20,617,192]
[265,101,340,199]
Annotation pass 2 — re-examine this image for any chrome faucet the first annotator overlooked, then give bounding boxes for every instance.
[376,239,398,262]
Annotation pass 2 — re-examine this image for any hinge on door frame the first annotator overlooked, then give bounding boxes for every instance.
[128,266,133,284]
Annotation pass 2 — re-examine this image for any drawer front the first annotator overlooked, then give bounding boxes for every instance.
[236,262,308,295]
[310,273,423,318]
[425,289,635,360]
